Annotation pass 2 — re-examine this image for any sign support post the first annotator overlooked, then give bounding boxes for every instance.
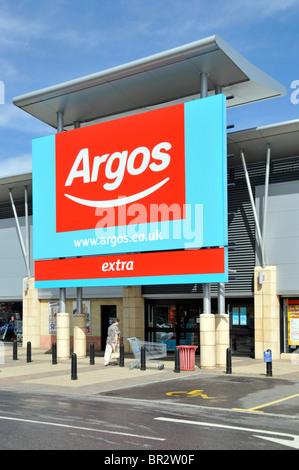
[199,73,215,369]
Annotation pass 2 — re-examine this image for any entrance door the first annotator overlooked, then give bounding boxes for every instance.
[101,305,117,351]
[146,301,200,352]
[177,304,200,349]
[228,300,254,355]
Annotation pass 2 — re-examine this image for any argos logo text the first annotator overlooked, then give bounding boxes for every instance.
[65,142,171,190]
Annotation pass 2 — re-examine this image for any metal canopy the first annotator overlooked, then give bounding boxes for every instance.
[12,35,285,130]
[228,119,299,165]
[0,174,32,204]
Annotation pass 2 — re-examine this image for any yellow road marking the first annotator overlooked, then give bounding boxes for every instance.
[233,392,299,413]
[166,389,215,399]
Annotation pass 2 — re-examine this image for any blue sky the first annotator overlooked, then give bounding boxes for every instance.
[0,0,299,176]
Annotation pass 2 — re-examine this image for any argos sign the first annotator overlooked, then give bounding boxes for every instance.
[32,94,227,261]
[56,103,185,232]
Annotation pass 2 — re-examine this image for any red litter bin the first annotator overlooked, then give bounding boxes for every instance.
[177,345,198,370]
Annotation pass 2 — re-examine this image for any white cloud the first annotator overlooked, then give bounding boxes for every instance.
[99,0,299,54]
[0,104,52,135]
[0,5,45,48]
[0,154,32,178]
[0,0,297,55]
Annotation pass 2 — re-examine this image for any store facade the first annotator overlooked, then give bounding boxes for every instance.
[4,35,299,362]
[1,130,299,359]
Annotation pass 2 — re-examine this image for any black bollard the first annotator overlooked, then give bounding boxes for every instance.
[226,348,232,374]
[13,340,18,360]
[266,349,272,377]
[119,344,124,367]
[26,341,32,363]
[52,342,57,365]
[140,345,146,370]
[71,353,77,380]
[266,360,272,377]
[90,342,95,365]
[174,347,180,373]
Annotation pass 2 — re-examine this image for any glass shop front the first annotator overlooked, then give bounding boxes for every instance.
[145,298,254,355]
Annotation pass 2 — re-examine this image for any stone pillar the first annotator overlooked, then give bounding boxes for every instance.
[73,314,86,358]
[122,286,144,353]
[200,314,216,369]
[215,314,229,367]
[22,277,41,348]
[57,312,70,360]
[254,266,280,360]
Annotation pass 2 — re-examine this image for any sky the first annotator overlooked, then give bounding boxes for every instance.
[0,0,299,177]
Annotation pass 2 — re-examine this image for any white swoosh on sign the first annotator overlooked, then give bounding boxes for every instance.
[64,177,170,208]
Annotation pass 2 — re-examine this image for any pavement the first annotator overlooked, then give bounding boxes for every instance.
[1,342,299,398]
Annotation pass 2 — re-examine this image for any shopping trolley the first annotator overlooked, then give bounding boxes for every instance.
[0,324,9,340]
[126,337,166,370]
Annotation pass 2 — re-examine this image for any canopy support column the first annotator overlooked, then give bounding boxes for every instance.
[240,149,264,267]
[57,111,66,312]
[8,188,30,277]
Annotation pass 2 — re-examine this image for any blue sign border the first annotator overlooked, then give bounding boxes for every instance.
[35,269,228,289]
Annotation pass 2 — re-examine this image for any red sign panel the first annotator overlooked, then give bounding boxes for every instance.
[56,104,186,233]
[35,248,226,283]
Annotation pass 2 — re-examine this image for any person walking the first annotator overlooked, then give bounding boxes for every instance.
[104,318,121,366]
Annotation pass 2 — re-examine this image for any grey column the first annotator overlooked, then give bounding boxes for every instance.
[203,283,211,313]
[200,72,208,98]
[57,111,64,133]
[76,288,83,314]
[59,288,66,313]
[218,282,225,314]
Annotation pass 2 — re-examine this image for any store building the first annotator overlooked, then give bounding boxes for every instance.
[3,35,298,363]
